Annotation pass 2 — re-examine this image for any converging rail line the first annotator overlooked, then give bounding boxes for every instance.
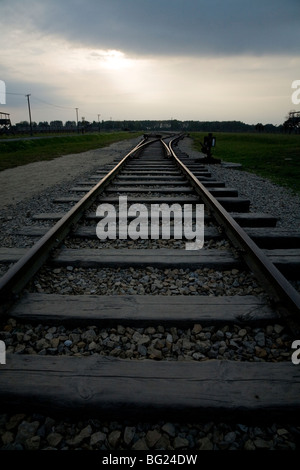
[0,134,300,424]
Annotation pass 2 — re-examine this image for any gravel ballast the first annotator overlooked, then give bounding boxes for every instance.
[0,136,300,451]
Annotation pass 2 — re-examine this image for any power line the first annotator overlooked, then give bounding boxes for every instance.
[6,92,75,110]
[5,91,102,122]
[31,96,75,110]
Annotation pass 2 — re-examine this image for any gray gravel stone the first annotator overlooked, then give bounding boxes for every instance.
[123,426,136,446]
[162,422,176,437]
[15,421,40,445]
[47,432,63,447]
[146,429,162,448]
[197,436,214,450]
[108,430,122,448]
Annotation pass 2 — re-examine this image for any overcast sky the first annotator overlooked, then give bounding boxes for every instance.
[1,0,299,125]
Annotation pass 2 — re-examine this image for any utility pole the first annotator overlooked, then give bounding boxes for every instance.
[75,108,79,133]
[98,114,101,133]
[26,94,33,136]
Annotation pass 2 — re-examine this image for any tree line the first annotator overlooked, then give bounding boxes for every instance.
[2,114,300,135]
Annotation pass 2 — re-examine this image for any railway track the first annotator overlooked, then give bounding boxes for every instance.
[0,134,300,442]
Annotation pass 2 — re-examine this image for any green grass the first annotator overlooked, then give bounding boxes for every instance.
[190,132,300,194]
[0,132,142,172]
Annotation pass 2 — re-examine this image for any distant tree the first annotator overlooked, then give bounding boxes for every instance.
[255,123,264,132]
[65,120,77,129]
[38,121,49,129]
[50,120,63,129]
[15,121,30,131]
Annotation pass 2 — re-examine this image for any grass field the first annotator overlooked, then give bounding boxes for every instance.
[0,132,142,172]
[191,132,300,194]
[1,131,300,195]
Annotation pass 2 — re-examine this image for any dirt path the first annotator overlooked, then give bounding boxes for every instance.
[0,138,140,210]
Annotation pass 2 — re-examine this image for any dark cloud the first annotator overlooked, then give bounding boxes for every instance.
[2,0,300,56]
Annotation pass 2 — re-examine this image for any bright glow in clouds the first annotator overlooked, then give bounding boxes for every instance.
[1,26,299,125]
[53,48,135,72]
[99,50,134,70]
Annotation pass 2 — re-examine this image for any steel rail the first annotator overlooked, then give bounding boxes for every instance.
[0,136,155,313]
[167,135,300,324]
